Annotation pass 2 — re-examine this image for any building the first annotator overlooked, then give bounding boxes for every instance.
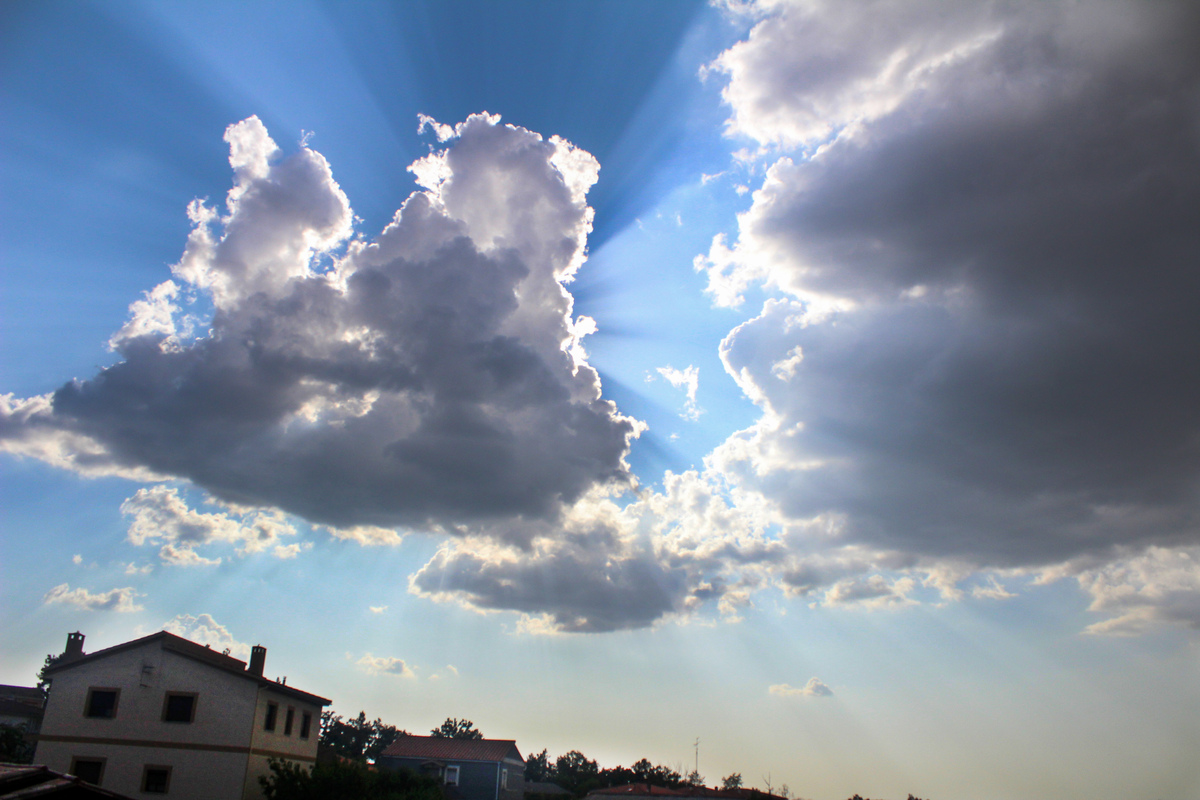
[378,736,525,800]
[34,631,330,800]
[0,685,45,733]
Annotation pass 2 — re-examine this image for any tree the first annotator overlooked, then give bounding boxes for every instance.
[525,749,552,782]
[722,773,744,790]
[685,770,705,788]
[259,757,442,800]
[36,653,61,694]
[430,717,482,739]
[320,710,408,762]
[0,724,35,764]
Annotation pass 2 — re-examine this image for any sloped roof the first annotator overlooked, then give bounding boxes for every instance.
[0,764,134,799]
[42,632,330,706]
[0,687,43,706]
[380,736,523,763]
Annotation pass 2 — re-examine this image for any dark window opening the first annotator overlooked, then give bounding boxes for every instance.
[142,766,171,794]
[162,693,196,723]
[264,702,278,732]
[84,689,118,719]
[284,706,294,736]
[299,712,312,739]
[71,758,105,785]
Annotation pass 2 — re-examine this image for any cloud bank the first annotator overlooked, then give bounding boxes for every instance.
[8,0,1200,637]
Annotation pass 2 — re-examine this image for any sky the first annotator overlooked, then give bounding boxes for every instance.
[2,1,1199,798]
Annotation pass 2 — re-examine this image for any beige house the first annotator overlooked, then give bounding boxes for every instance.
[34,631,329,800]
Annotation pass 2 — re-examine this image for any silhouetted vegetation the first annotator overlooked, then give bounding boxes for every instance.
[0,724,35,763]
[430,717,483,739]
[319,710,408,762]
[259,758,442,800]
[525,750,688,797]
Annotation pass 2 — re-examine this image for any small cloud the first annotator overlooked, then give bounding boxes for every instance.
[162,613,251,658]
[125,563,153,575]
[44,584,143,613]
[324,524,405,547]
[816,575,916,609]
[272,542,312,560]
[656,365,703,421]
[72,554,82,565]
[356,653,415,678]
[701,171,725,185]
[971,576,1016,600]
[369,605,388,614]
[770,677,833,698]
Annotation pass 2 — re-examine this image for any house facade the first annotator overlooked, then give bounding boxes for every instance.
[34,632,329,800]
[377,736,525,800]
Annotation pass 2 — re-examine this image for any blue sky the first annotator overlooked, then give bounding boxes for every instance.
[2,2,1199,799]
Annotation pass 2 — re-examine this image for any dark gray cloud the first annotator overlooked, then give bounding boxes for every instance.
[703,0,1200,574]
[2,115,638,534]
[411,539,690,633]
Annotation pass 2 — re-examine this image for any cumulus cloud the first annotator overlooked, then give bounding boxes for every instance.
[770,677,833,698]
[1,114,638,538]
[121,485,301,565]
[692,0,1200,621]
[162,613,251,658]
[356,653,415,677]
[43,584,143,613]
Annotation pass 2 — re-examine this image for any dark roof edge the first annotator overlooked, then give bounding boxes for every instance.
[42,631,330,705]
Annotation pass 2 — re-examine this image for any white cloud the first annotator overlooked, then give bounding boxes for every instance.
[121,485,301,565]
[817,575,916,610]
[369,605,388,614]
[971,576,1016,601]
[1075,546,1200,635]
[356,653,415,677]
[43,584,143,613]
[770,677,833,698]
[162,613,251,658]
[657,365,703,421]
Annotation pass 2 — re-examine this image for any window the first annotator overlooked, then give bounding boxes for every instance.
[284,706,294,736]
[70,757,105,785]
[445,766,460,786]
[142,765,172,794]
[84,688,119,719]
[299,712,312,739]
[264,702,278,732]
[162,692,196,723]
[501,769,509,790]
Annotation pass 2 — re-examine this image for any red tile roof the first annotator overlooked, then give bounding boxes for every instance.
[380,736,523,763]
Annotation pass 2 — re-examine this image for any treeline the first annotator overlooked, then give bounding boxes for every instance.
[525,750,695,796]
[318,712,484,761]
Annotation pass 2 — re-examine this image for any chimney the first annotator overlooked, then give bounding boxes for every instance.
[248,645,266,677]
[63,632,85,661]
